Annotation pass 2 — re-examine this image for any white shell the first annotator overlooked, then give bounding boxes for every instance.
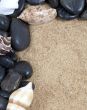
[7,82,34,110]
[7,103,26,110]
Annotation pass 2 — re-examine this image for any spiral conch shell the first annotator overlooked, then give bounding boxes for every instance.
[7,82,34,110]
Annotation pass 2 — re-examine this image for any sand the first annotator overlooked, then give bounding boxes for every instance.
[18,19,87,110]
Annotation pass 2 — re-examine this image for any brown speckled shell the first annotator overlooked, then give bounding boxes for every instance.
[18,4,57,25]
[0,35,12,55]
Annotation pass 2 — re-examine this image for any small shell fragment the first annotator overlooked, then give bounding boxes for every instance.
[0,35,12,55]
[18,4,57,25]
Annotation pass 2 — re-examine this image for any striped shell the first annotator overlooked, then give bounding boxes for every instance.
[0,35,12,55]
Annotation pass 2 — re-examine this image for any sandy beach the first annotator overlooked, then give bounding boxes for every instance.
[18,19,87,110]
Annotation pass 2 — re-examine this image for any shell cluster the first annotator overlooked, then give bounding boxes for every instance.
[7,82,34,110]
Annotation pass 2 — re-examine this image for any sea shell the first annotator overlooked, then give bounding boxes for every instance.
[7,103,26,110]
[0,35,12,55]
[7,82,34,110]
[18,4,57,25]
